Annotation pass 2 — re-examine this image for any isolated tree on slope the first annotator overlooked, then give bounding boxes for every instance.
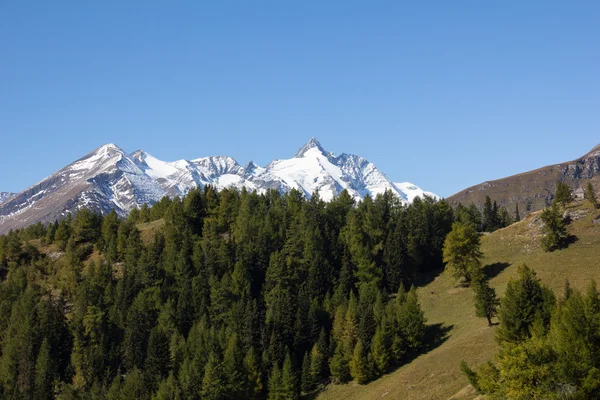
[471,267,499,326]
[540,202,567,252]
[554,181,573,208]
[442,222,482,285]
[585,182,599,209]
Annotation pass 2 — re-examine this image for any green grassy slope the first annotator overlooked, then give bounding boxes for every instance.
[318,202,600,400]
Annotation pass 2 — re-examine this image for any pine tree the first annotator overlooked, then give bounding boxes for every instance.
[268,364,282,400]
[482,196,494,232]
[496,265,556,343]
[554,181,573,207]
[442,222,482,284]
[329,344,351,384]
[144,327,171,390]
[370,320,392,375]
[244,347,263,399]
[201,352,226,400]
[585,182,599,209]
[349,340,371,384]
[471,268,499,326]
[281,352,300,400]
[301,351,313,393]
[34,338,54,400]
[397,286,427,351]
[223,334,246,399]
[540,202,567,252]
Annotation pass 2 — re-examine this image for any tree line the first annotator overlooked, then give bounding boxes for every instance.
[0,187,457,400]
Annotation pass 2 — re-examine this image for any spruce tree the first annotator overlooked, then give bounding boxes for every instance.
[471,268,499,326]
[349,341,371,384]
[496,265,556,343]
[585,182,599,209]
[281,352,300,400]
[201,352,226,400]
[144,327,171,390]
[329,344,351,384]
[554,181,573,207]
[540,202,567,252]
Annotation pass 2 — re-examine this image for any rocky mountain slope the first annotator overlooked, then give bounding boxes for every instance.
[448,143,600,215]
[0,138,436,233]
[0,193,14,204]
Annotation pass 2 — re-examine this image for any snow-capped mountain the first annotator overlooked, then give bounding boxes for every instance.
[0,192,15,204]
[0,138,437,233]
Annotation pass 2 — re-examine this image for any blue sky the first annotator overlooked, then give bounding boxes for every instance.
[1,1,599,197]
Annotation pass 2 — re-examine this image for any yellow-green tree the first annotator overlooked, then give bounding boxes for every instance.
[442,222,482,284]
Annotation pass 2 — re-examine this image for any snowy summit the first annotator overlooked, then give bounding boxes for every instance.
[0,139,437,233]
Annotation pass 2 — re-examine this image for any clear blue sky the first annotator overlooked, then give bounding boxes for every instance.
[1,1,599,197]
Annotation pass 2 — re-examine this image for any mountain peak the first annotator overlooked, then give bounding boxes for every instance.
[294,137,326,158]
[585,143,600,157]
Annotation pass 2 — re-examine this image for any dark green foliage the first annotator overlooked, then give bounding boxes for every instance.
[540,202,568,252]
[0,188,445,397]
[465,275,600,399]
[585,182,599,209]
[471,267,499,326]
[554,181,573,206]
[496,264,555,344]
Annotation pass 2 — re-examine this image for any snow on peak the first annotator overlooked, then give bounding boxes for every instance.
[394,182,439,203]
[0,138,437,233]
[294,137,326,158]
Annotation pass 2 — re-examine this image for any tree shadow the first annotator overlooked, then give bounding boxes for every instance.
[411,265,445,288]
[301,323,455,397]
[394,323,454,368]
[565,234,578,246]
[482,262,511,280]
[423,322,454,352]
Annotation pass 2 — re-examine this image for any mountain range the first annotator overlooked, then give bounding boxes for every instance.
[448,143,600,214]
[0,138,436,233]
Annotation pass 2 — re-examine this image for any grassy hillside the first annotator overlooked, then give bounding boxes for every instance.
[317,202,600,400]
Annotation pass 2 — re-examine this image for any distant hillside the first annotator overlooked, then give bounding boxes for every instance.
[448,144,600,216]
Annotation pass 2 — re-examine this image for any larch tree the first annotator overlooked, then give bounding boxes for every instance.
[442,222,483,285]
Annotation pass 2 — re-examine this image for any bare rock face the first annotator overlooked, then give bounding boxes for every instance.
[448,144,600,217]
[0,139,436,234]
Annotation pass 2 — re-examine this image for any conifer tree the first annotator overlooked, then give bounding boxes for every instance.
[268,364,282,400]
[34,338,54,400]
[471,268,499,326]
[540,202,567,252]
[496,265,556,343]
[244,347,263,399]
[554,181,573,207]
[144,327,171,390]
[329,344,351,384]
[349,340,371,384]
[586,182,599,209]
[442,222,482,284]
[281,352,300,400]
[482,196,494,232]
[301,351,313,393]
[223,334,246,399]
[201,352,226,400]
[515,204,521,222]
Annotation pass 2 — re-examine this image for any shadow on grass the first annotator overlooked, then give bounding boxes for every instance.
[393,323,455,369]
[411,265,445,288]
[565,234,578,246]
[301,323,455,397]
[483,262,511,280]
